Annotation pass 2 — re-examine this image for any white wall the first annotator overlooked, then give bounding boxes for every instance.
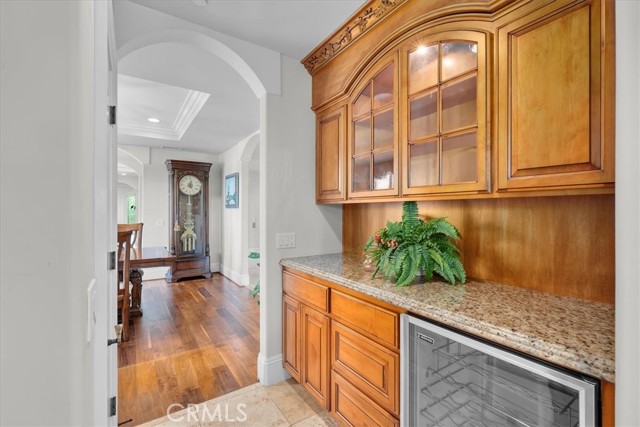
[615,1,640,424]
[0,1,107,425]
[258,56,343,384]
[218,136,251,285]
[248,169,260,250]
[119,145,222,273]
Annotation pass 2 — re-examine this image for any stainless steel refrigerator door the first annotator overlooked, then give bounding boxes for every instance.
[401,314,597,427]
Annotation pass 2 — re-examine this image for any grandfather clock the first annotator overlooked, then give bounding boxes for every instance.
[165,160,212,282]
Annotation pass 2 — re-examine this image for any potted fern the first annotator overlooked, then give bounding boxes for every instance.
[364,201,466,286]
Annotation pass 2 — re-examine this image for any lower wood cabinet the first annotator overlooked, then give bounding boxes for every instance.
[282,272,330,409]
[332,322,399,416]
[283,295,301,382]
[283,269,403,426]
[301,305,330,409]
[331,372,399,427]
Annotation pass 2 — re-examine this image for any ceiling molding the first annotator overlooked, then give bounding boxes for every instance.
[173,90,210,140]
[118,88,210,141]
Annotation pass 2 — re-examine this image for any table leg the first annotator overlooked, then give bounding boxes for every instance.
[130,268,144,317]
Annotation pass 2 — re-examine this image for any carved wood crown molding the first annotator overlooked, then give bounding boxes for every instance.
[302,0,408,74]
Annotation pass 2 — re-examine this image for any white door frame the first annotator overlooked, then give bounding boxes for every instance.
[106,1,119,425]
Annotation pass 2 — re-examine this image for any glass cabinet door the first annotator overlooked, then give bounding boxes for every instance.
[349,60,398,197]
[402,32,488,195]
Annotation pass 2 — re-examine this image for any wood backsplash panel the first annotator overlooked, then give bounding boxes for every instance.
[342,200,465,253]
[462,196,615,303]
[342,195,614,304]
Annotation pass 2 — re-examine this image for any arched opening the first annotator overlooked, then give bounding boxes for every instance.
[115,30,270,425]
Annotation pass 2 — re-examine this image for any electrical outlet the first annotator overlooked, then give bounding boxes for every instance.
[276,232,296,249]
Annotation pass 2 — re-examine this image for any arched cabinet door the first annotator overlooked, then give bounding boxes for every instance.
[399,30,490,196]
[348,51,399,199]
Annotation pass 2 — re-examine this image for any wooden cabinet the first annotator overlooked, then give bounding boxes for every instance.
[348,54,399,199]
[331,372,399,427]
[497,0,614,191]
[282,268,403,426]
[400,30,489,196]
[283,295,301,382]
[317,105,347,202]
[306,0,614,204]
[331,290,399,349]
[332,322,399,416]
[282,271,330,408]
[301,305,330,409]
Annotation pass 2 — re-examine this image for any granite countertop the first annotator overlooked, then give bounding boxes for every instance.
[280,253,615,383]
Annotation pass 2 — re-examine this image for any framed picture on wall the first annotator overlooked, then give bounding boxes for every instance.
[225,173,239,208]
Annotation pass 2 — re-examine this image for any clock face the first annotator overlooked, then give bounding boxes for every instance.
[179,175,202,196]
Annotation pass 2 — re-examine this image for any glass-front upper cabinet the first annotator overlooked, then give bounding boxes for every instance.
[348,54,398,198]
[401,31,488,195]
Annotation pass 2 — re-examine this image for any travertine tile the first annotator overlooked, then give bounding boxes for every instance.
[139,380,340,427]
[265,379,320,424]
[198,386,289,427]
[137,406,200,427]
[291,414,339,427]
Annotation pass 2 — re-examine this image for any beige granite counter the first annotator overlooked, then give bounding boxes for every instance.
[280,253,615,383]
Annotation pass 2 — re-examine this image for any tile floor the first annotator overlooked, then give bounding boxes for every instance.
[137,379,338,427]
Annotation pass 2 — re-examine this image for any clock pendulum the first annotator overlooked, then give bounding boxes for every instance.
[181,195,197,252]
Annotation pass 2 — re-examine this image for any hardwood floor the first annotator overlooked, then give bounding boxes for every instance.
[118,274,260,426]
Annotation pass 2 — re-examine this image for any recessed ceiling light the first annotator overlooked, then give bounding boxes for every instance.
[120,173,127,176]
[147,117,160,123]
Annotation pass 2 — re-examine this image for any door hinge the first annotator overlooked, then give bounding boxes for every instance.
[108,105,117,125]
[108,251,116,270]
[109,396,117,417]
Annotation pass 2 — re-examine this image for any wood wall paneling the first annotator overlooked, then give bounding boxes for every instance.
[343,195,614,304]
[601,380,615,427]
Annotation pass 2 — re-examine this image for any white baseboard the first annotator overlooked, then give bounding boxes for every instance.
[257,353,289,386]
[210,263,220,273]
[140,267,169,281]
[219,263,250,287]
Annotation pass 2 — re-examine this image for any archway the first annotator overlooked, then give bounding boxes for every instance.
[116,29,277,401]
[117,29,267,98]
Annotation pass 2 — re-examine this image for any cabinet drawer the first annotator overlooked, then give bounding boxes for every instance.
[331,371,398,427]
[331,290,399,349]
[283,271,329,312]
[332,322,399,415]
